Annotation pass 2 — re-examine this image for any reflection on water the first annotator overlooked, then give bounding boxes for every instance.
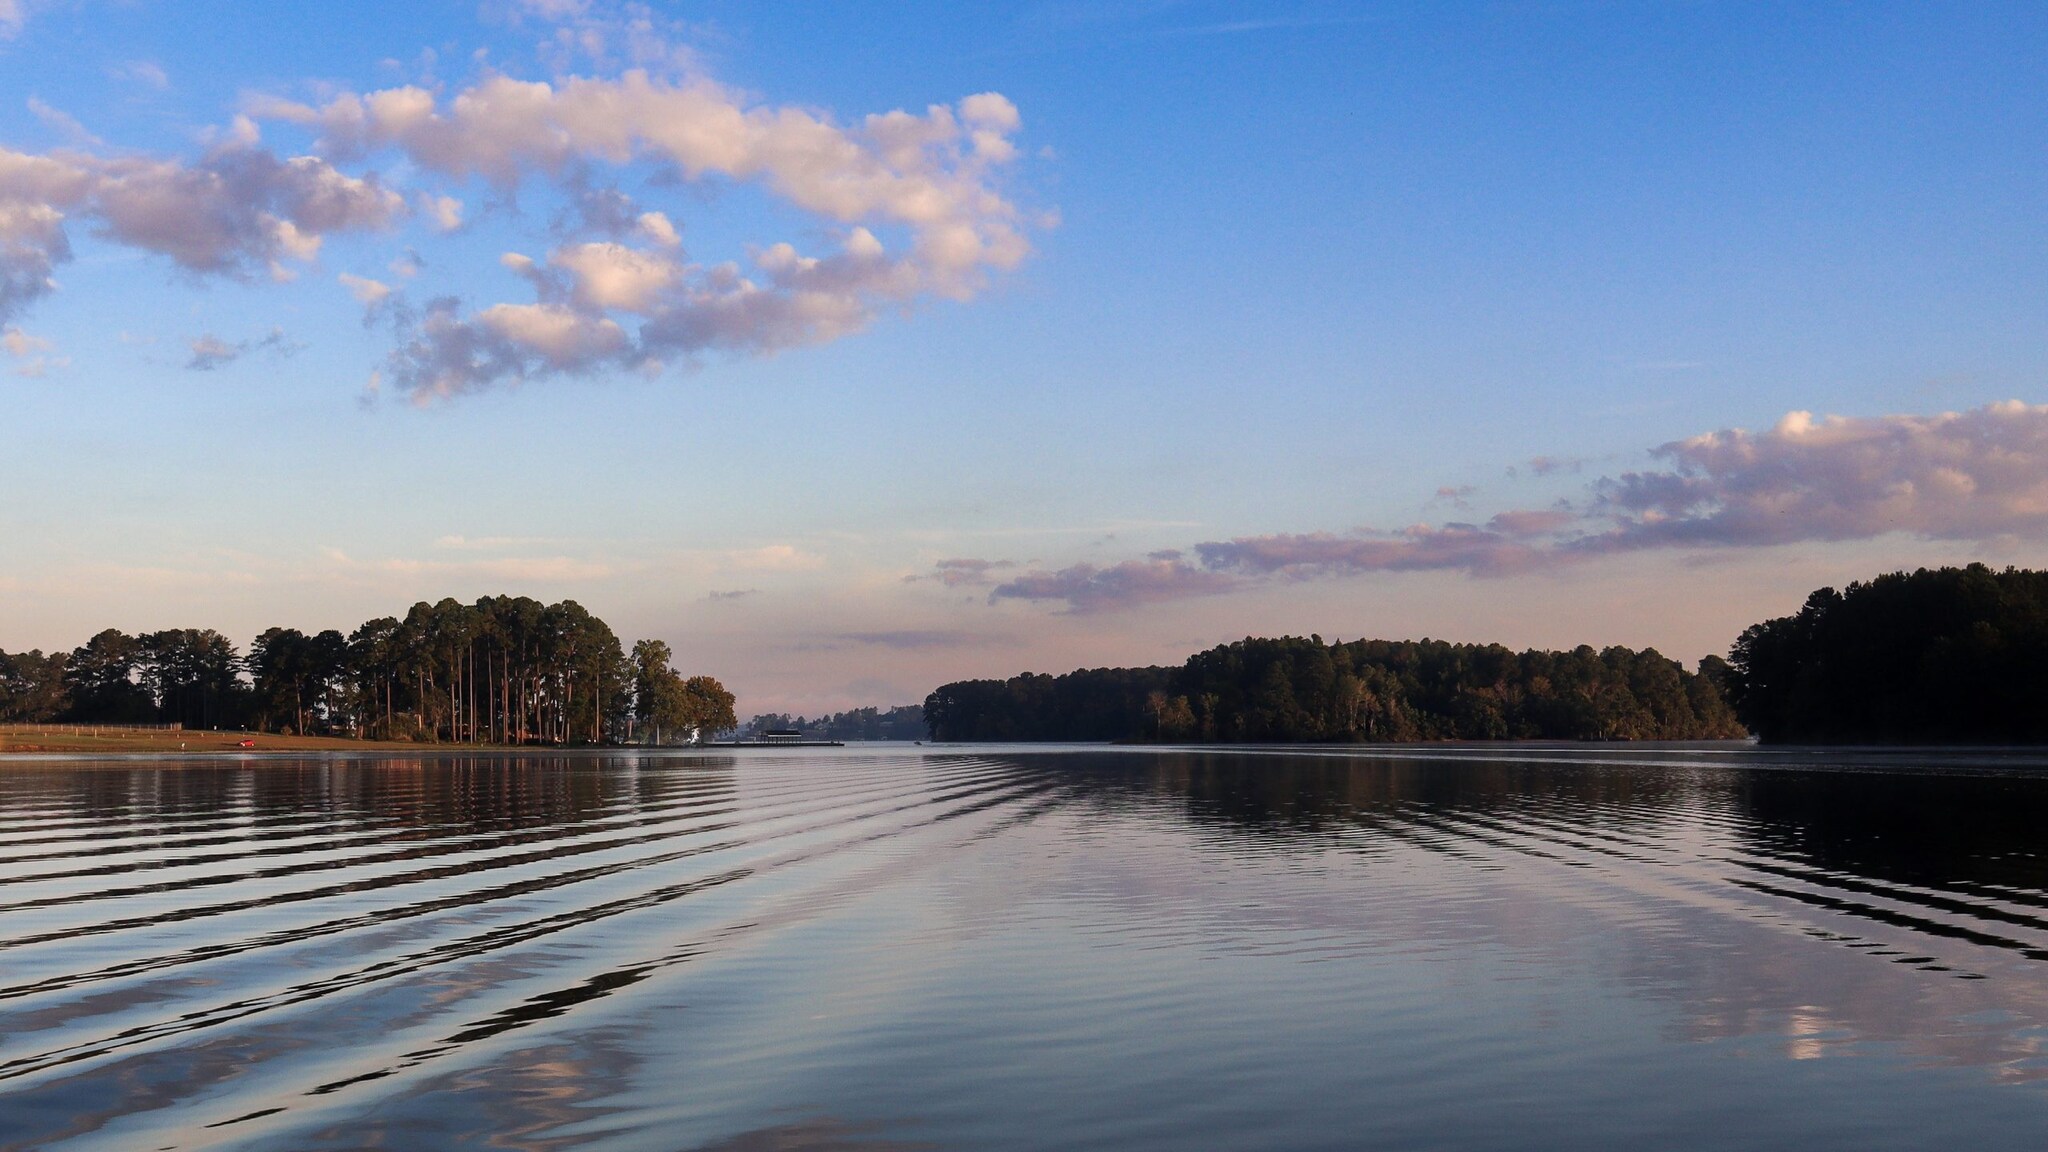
[690,1117,935,1152]
[1,745,2047,1149]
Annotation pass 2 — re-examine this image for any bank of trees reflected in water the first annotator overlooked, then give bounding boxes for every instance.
[0,596,736,746]
[991,748,2048,1079]
[1019,749,2048,967]
[0,754,742,838]
[5,748,2048,1147]
[1077,751,2048,890]
[928,638,1745,744]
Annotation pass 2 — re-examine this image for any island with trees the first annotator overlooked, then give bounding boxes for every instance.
[1726,564,2048,744]
[0,595,733,747]
[739,705,926,742]
[13,564,2045,753]
[926,637,1744,743]
[926,564,2048,746]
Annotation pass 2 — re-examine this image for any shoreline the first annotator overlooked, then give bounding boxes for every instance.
[0,728,644,756]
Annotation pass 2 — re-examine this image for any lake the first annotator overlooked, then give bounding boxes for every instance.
[3,744,2048,1150]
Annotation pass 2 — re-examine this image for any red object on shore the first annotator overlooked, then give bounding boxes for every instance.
[236,739,256,748]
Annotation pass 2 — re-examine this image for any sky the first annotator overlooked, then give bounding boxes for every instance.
[2,0,2045,715]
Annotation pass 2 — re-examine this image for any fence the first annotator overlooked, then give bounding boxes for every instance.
[0,722,186,736]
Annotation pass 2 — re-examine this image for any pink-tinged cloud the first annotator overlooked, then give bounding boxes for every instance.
[183,327,300,371]
[1586,401,2048,550]
[0,135,403,325]
[1524,455,1580,476]
[1196,523,1551,579]
[249,69,1041,401]
[906,557,1019,587]
[1484,508,1576,536]
[989,552,1240,613]
[838,629,1004,650]
[968,402,2048,613]
[1,5,1042,401]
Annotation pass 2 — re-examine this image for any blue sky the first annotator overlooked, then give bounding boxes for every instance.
[3,1,2046,713]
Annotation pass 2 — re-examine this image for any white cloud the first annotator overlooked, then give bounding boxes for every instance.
[2,9,1041,403]
[420,193,463,231]
[111,60,172,91]
[0,137,405,324]
[317,544,614,584]
[253,69,1039,400]
[0,148,91,324]
[375,220,939,400]
[510,0,592,20]
[724,544,822,572]
[1587,400,2048,550]
[28,98,99,146]
[2,323,62,376]
[88,146,404,275]
[186,334,239,370]
[636,210,679,246]
[2,326,48,357]
[478,302,627,365]
[339,271,392,306]
[550,241,679,311]
[184,327,302,371]
[375,296,632,401]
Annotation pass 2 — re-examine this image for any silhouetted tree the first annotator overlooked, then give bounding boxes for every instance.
[925,666,1177,741]
[926,636,1745,743]
[1729,563,2048,743]
[741,705,925,741]
[5,594,677,746]
[140,628,248,728]
[64,630,155,722]
[0,648,69,721]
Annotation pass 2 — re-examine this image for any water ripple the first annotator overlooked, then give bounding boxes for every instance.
[2,747,2048,1150]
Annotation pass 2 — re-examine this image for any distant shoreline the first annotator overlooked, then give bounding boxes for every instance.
[0,727,740,757]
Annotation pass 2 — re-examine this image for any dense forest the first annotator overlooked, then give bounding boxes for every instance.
[19,564,2033,749]
[0,596,734,745]
[923,666,1178,741]
[742,705,926,742]
[925,637,1744,743]
[1727,564,2048,744]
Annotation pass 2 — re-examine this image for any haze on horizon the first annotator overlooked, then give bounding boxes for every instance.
[2,0,2044,716]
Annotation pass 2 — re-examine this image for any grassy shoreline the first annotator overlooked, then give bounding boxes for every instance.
[0,728,540,755]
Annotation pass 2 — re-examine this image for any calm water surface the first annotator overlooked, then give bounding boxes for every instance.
[3,744,2048,1150]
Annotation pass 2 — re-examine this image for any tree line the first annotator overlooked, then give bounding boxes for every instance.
[1727,564,2048,743]
[926,636,1744,743]
[741,704,926,742]
[922,666,1177,742]
[0,596,734,745]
